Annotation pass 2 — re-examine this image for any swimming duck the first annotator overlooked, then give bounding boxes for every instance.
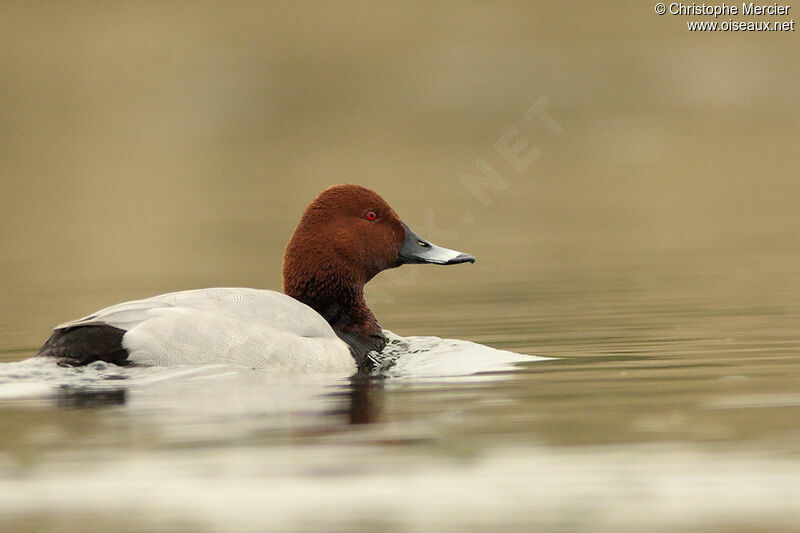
[37,185,475,372]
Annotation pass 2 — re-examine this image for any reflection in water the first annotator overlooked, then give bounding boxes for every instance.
[33,370,383,421]
[0,358,385,423]
[54,387,127,409]
[345,377,384,425]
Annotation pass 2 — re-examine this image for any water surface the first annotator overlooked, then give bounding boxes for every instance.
[3,247,800,532]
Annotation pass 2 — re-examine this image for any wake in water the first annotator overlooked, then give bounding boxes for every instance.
[374,331,548,379]
[0,358,127,400]
[0,331,547,401]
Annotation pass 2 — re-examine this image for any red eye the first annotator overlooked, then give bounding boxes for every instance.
[365,210,377,221]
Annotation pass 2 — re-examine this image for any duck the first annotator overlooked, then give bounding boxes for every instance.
[36,185,475,373]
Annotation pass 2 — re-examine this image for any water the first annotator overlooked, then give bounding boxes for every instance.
[2,2,800,531]
[3,249,800,532]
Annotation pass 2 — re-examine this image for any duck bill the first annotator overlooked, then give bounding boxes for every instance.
[397,223,476,265]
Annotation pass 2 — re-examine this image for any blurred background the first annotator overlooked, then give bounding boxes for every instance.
[1,2,800,532]
[2,1,797,350]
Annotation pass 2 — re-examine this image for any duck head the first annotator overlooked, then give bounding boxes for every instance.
[282,184,475,371]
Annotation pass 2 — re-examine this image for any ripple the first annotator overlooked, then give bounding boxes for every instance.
[0,333,548,401]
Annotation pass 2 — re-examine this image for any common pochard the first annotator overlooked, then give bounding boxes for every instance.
[37,185,475,373]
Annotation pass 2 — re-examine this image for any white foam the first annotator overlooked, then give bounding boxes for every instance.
[0,381,57,399]
[378,330,550,380]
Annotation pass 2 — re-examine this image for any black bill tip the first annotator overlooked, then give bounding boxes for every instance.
[446,253,476,265]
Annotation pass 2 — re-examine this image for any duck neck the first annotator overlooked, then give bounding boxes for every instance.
[285,276,386,372]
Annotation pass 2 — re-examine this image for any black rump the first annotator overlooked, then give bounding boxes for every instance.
[36,325,130,366]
